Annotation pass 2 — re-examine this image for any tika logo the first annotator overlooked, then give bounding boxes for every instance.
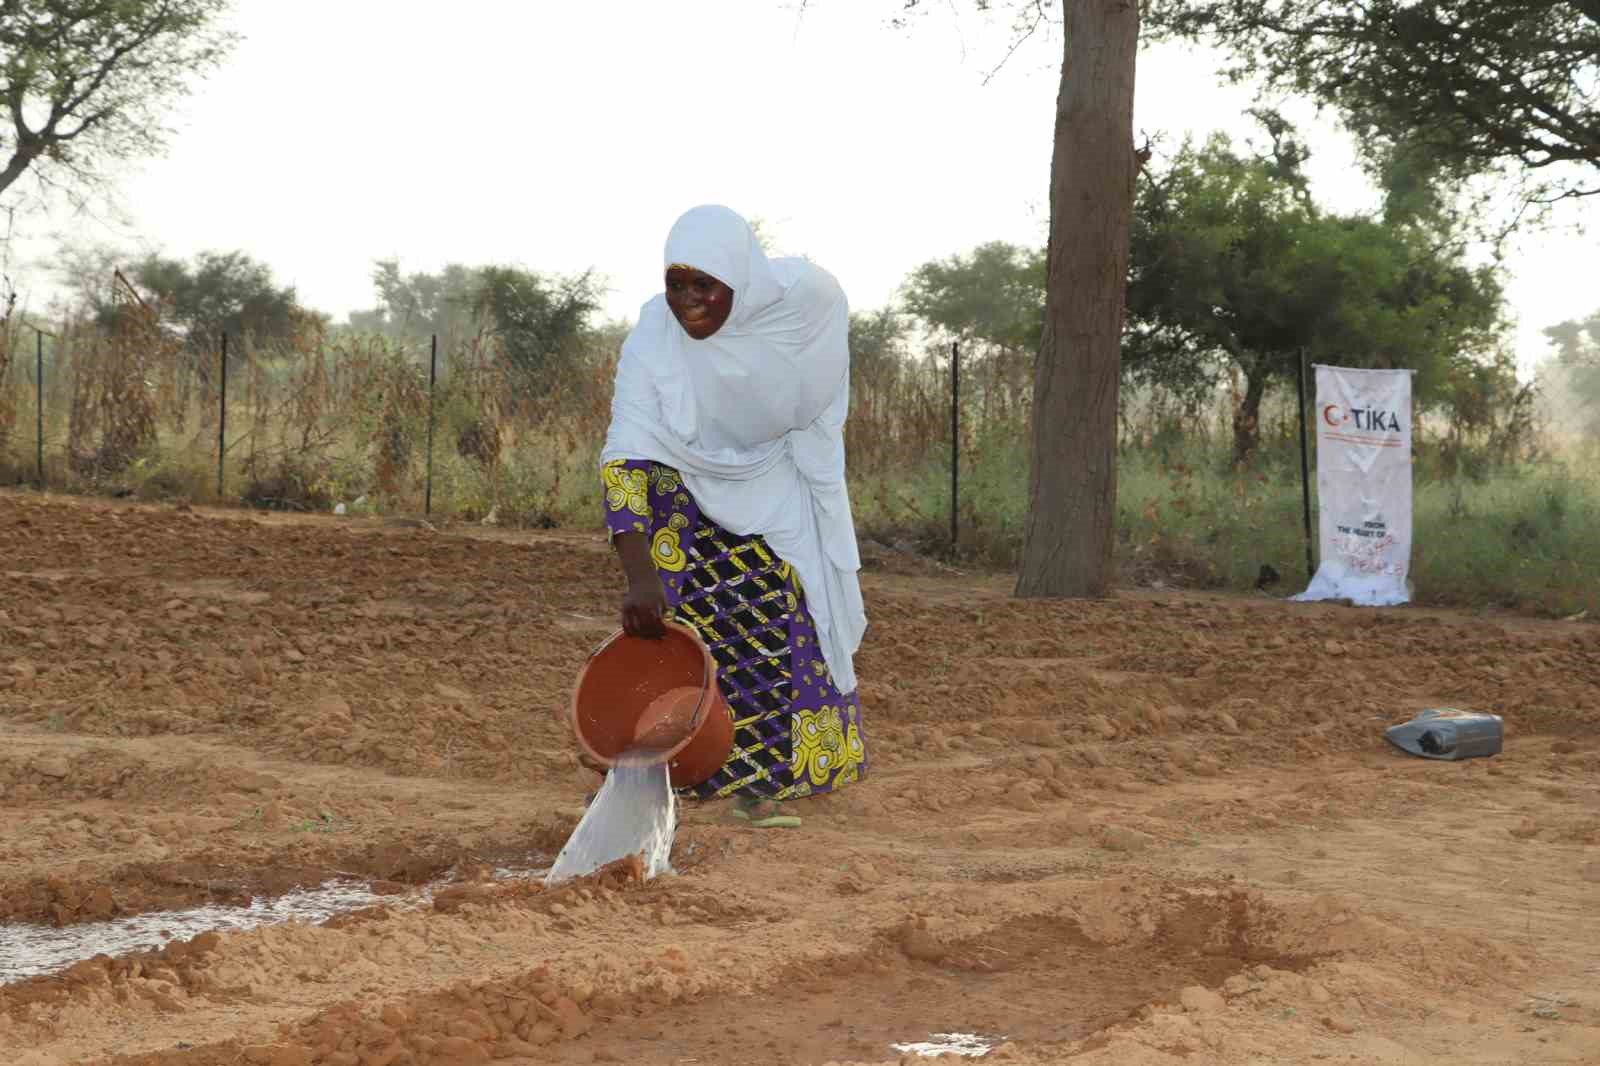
[1322,404,1402,433]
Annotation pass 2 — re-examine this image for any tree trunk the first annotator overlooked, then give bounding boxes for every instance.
[1232,367,1267,464]
[1015,0,1140,599]
[0,147,39,199]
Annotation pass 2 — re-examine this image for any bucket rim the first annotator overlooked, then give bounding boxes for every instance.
[569,619,716,770]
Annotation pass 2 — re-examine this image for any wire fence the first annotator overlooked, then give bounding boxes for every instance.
[0,314,632,526]
[0,311,1006,537]
[1,309,1582,601]
[0,310,1449,537]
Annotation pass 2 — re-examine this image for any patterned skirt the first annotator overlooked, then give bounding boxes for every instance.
[602,460,867,801]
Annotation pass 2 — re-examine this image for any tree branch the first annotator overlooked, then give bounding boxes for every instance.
[981,0,1048,85]
[5,80,31,142]
[1151,0,1598,206]
[0,147,33,192]
[49,14,177,138]
[0,0,233,202]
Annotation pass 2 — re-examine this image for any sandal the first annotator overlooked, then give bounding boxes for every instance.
[730,795,802,829]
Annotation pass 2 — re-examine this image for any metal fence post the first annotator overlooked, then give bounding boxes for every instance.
[34,329,43,486]
[217,332,228,498]
[425,334,437,515]
[950,341,960,554]
[1296,350,1315,580]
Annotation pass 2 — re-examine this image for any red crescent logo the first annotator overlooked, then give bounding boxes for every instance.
[1322,404,1342,427]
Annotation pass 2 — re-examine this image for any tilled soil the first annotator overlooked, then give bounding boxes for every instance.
[2,489,1597,1066]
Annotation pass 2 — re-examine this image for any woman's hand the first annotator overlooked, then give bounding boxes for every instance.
[621,575,669,638]
[613,531,668,638]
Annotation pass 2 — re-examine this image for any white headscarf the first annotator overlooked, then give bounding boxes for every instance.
[600,205,866,693]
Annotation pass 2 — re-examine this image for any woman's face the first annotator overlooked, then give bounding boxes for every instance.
[665,266,734,340]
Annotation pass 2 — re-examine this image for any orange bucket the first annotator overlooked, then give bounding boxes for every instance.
[569,621,734,790]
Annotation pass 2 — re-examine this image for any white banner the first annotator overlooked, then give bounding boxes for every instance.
[1292,365,1415,607]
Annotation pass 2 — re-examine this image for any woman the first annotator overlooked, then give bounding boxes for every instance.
[597,204,868,828]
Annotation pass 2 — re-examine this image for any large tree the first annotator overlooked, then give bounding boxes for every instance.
[1128,132,1506,460]
[903,241,1046,353]
[1015,1,1140,598]
[474,265,602,380]
[0,0,236,204]
[132,249,307,348]
[350,259,484,343]
[56,242,313,350]
[899,131,1507,462]
[1144,0,1600,204]
[1011,2,1139,598]
[903,235,1219,409]
[349,259,603,384]
[849,0,1141,596]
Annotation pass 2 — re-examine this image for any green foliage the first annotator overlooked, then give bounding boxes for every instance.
[898,241,1041,428]
[1126,132,1311,412]
[892,130,1506,455]
[130,250,310,349]
[1144,0,1600,204]
[474,265,602,380]
[1127,130,1506,459]
[902,241,1044,353]
[849,419,1600,617]
[351,260,483,343]
[0,0,237,204]
[347,260,603,388]
[1407,463,1599,615]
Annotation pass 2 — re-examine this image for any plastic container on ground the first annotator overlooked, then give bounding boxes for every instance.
[1384,708,1504,761]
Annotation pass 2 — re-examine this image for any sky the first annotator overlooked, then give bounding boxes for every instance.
[6,0,1596,378]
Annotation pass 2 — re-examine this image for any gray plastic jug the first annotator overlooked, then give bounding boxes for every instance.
[1384,708,1503,761]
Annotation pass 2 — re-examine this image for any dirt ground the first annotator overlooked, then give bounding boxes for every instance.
[2,488,1598,1066]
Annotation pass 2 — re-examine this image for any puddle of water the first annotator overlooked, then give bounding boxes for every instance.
[891,1033,1006,1058]
[0,759,682,985]
[0,863,550,986]
[0,880,398,985]
[546,755,676,885]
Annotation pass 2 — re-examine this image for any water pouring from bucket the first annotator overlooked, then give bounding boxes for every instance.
[548,623,736,885]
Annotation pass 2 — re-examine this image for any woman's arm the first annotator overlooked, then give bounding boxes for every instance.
[602,461,669,638]
[614,531,668,638]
